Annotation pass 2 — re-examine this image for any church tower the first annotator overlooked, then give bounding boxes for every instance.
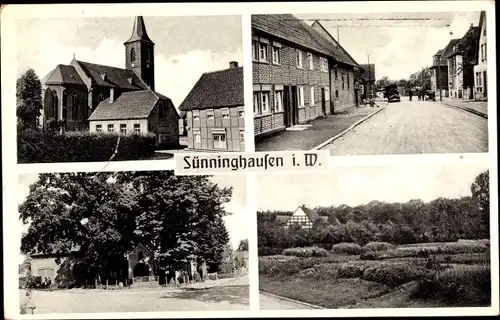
[124,16,155,91]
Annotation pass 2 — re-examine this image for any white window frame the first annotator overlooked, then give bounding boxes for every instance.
[96,124,102,132]
[193,129,201,143]
[253,92,259,115]
[272,45,281,65]
[310,87,315,106]
[107,124,114,132]
[259,42,268,62]
[260,91,270,114]
[193,110,200,120]
[307,53,313,70]
[133,123,141,133]
[239,130,245,143]
[222,108,230,119]
[252,41,258,61]
[120,123,127,134]
[297,86,305,107]
[274,89,284,113]
[212,131,227,149]
[206,109,215,120]
[296,50,303,69]
[325,86,330,101]
[238,109,245,118]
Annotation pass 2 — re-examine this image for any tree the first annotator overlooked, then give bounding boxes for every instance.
[471,170,490,238]
[237,239,248,251]
[375,76,391,89]
[17,69,42,129]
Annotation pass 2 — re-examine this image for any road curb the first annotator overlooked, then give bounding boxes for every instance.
[312,105,386,150]
[259,290,325,309]
[442,102,488,119]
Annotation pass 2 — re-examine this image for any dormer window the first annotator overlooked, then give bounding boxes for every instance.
[100,73,107,81]
[128,78,134,85]
[131,48,136,65]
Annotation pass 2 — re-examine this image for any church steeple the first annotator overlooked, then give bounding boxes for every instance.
[124,16,155,91]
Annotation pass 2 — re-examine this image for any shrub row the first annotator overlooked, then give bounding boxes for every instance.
[331,242,365,255]
[362,264,431,287]
[364,241,395,251]
[282,246,329,257]
[258,247,284,256]
[18,129,157,163]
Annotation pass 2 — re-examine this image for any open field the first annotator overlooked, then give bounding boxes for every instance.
[259,241,491,309]
[20,276,249,314]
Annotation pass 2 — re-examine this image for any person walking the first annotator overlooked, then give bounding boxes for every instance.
[409,88,413,101]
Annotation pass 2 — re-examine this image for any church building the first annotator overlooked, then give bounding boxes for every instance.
[41,16,180,147]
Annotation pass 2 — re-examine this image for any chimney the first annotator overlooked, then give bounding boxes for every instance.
[229,61,238,68]
[109,88,115,103]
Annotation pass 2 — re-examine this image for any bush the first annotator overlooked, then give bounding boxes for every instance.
[364,242,395,252]
[258,247,283,256]
[338,264,365,278]
[331,243,364,255]
[282,246,329,258]
[362,264,431,287]
[18,129,157,163]
[360,251,381,260]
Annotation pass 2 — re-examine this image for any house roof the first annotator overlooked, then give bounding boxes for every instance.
[300,205,321,222]
[359,64,376,82]
[42,65,86,86]
[441,39,461,60]
[75,60,148,90]
[252,14,358,67]
[178,66,244,111]
[124,16,155,45]
[444,26,480,61]
[88,89,168,120]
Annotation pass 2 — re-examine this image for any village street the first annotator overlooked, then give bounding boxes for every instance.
[321,97,488,155]
[20,276,249,314]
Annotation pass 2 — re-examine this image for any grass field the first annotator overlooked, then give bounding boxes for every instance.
[259,241,491,309]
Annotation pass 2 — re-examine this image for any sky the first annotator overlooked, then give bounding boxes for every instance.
[15,15,242,110]
[256,161,489,211]
[16,172,247,263]
[297,11,481,80]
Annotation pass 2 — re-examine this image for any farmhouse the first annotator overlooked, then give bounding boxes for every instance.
[41,16,180,147]
[252,14,359,137]
[473,11,487,101]
[179,62,245,152]
[25,243,206,288]
[277,205,329,229]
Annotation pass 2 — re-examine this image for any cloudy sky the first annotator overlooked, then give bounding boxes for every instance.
[256,161,489,211]
[15,15,242,110]
[17,172,247,261]
[298,11,481,80]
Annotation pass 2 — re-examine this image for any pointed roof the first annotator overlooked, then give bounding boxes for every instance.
[74,60,148,90]
[124,16,155,45]
[276,215,291,223]
[42,65,85,86]
[299,205,321,222]
[178,66,244,111]
[443,26,480,60]
[441,38,461,60]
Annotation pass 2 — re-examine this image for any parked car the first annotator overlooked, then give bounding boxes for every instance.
[425,90,436,101]
[385,84,401,103]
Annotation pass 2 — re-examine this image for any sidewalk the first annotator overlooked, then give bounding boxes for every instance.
[255,105,385,151]
[440,97,488,118]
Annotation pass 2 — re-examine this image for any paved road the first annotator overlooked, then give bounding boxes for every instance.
[321,97,488,155]
[21,276,249,314]
[259,293,317,310]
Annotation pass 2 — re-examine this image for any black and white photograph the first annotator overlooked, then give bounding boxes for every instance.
[252,12,489,154]
[257,162,491,310]
[16,15,244,164]
[17,171,249,314]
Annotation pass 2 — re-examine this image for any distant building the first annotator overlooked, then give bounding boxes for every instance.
[444,25,480,100]
[473,11,487,101]
[178,62,245,152]
[359,64,376,99]
[429,49,449,98]
[252,14,359,138]
[277,205,328,229]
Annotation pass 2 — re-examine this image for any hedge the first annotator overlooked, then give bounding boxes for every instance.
[331,243,364,255]
[258,247,284,256]
[362,263,431,287]
[282,246,329,258]
[364,242,395,252]
[18,129,157,163]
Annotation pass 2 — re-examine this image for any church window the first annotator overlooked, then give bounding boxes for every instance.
[131,48,136,64]
[52,92,58,119]
[72,92,79,120]
[98,93,104,104]
[146,49,151,62]
[138,251,144,261]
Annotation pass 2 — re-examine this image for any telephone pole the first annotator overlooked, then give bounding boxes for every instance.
[367,54,371,99]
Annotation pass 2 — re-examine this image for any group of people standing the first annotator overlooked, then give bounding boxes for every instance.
[408,88,426,101]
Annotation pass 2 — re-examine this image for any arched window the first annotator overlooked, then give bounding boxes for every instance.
[72,92,79,120]
[138,251,144,261]
[131,48,136,64]
[52,92,58,120]
[146,48,151,62]
[98,93,104,104]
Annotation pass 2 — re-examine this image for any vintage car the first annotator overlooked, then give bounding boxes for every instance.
[385,84,401,103]
[425,90,436,101]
